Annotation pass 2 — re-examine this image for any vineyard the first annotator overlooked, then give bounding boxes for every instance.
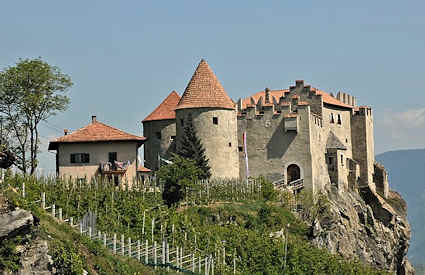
[4,173,389,275]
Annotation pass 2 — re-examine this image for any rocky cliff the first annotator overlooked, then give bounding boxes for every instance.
[310,185,414,274]
[0,194,53,275]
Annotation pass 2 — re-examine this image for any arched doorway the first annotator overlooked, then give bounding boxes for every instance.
[287,164,301,184]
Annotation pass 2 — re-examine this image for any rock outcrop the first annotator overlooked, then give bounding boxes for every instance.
[0,209,34,240]
[0,193,53,275]
[18,239,52,275]
[310,185,415,274]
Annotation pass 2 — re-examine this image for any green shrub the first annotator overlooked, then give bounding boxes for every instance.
[49,240,84,275]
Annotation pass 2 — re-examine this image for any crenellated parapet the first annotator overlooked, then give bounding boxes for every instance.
[353,106,372,117]
[337,91,357,107]
[237,93,311,121]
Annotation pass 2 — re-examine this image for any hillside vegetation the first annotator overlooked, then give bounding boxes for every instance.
[1,173,389,274]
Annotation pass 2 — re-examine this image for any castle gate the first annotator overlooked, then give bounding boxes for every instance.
[287,164,301,183]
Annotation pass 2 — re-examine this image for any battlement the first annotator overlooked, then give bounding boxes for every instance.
[336,91,356,107]
[238,94,310,121]
[353,106,372,117]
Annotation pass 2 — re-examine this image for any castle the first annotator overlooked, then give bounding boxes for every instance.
[143,59,389,196]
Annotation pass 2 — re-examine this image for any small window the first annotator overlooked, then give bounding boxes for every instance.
[109,152,117,163]
[213,117,218,125]
[345,138,348,143]
[70,153,90,164]
[238,146,243,152]
[328,156,333,164]
[337,114,342,125]
[180,119,184,126]
[155,131,161,139]
[341,155,344,166]
[330,113,335,123]
[228,142,232,147]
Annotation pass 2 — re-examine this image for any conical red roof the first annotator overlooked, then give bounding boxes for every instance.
[143,91,181,122]
[176,59,235,110]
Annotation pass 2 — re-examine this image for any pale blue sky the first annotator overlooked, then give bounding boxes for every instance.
[1,1,425,174]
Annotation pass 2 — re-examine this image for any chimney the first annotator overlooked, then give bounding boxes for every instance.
[92,115,97,123]
[64,129,69,135]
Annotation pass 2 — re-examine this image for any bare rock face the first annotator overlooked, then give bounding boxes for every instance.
[310,186,415,274]
[0,209,34,240]
[18,239,53,275]
[0,198,53,275]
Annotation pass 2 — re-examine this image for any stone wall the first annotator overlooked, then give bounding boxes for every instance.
[374,162,389,199]
[237,104,314,191]
[176,108,239,179]
[143,119,176,170]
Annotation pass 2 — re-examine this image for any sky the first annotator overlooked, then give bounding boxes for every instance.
[1,1,425,174]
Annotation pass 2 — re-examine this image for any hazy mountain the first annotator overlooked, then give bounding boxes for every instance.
[376,149,425,266]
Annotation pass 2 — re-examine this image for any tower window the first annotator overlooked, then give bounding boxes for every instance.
[337,114,342,125]
[213,117,218,125]
[155,131,161,139]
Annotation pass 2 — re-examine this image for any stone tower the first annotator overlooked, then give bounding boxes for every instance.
[175,59,239,179]
[351,106,375,189]
[142,90,181,170]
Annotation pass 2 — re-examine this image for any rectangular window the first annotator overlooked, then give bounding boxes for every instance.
[109,152,117,163]
[341,155,344,166]
[213,117,218,125]
[238,146,243,152]
[155,131,161,139]
[70,153,90,164]
[180,119,184,126]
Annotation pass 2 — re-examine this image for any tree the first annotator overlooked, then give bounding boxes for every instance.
[258,176,277,201]
[0,58,72,174]
[177,114,211,179]
[157,154,202,207]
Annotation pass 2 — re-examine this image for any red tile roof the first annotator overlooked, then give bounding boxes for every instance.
[143,91,180,122]
[315,89,353,109]
[176,59,235,110]
[137,165,152,173]
[48,119,146,150]
[242,85,352,109]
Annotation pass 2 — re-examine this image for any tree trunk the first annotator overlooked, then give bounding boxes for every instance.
[31,126,39,175]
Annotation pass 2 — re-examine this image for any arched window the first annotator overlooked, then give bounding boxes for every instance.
[287,164,301,184]
[330,113,335,123]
